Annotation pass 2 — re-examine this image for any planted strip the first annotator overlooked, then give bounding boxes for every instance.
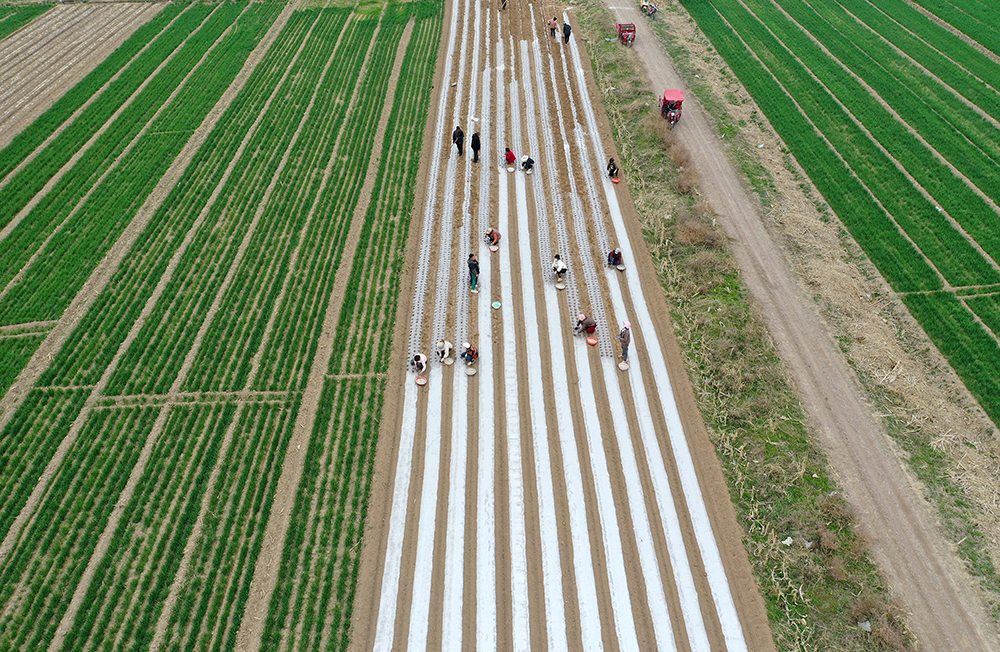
[0,406,156,650]
[0,3,185,182]
[0,3,280,326]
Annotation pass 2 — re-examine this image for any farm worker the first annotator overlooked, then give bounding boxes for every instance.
[410,353,428,374]
[468,253,480,291]
[485,228,501,246]
[575,313,597,335]
[453,125,465,156]
[607,157,619,179]
[552,254,567,281]
[548,16,558,38]
[471,132,481,162]
[563,21,572,44]
[608,248,623,266]
[437,339,453,362]
[521,155,535,172]
[505,147,517,165]
[618,322,631,362]
[461,342,479,365]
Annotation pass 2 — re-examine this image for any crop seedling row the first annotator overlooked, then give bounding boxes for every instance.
[687,0,1000,423]
[0,4,209,234]
[183,9,365,394]
[0,407,156,649]
[39,7,310,390]
[0,4,225,315]
[0,3,187,184]
[159,400,297,651]
[60,404,235,651]
[102,8,339,398]
[0,4,280,326]
[712,0,997,288]
[263,6,441,649]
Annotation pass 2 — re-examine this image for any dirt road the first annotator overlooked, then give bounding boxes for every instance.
[605,5,1000,650]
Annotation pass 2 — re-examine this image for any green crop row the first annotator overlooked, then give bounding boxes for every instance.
[0,4,48,41]
[729,0,999,287]
[254,3,423,390]
[182,9,370,394]
[0,4,207,232]
[330,1,441,377]
[0,3,234,321]
[262,6,441,648]
[0,406,156,650]
[908,0,1000,58]
[102,8,346,397]
[59,404,234,651]
[263,377,383,650]
[157,400,296,652]
[683,0,940,293]
[903,293,1000,421]
[0,3,280,327]
[842,0,1000,124]
[0,388,88,540]
[767,0,1000,224]
[39,7,315,389]
[965,294,1000,341]
[0,3,186,184]
[0,333,43,396]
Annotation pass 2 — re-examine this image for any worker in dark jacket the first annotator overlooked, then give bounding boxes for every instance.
[468,253,480,291]
[575,313,597,335]
[563,21,572,44]
[471,132,481,162]
[453,125,464,156]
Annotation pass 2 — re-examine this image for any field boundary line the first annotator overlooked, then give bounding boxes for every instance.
[232,14,416,652]
[0,2,195,241]
[94,389,300,409]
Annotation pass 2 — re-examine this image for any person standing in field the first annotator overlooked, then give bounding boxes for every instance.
[618,322,631,362]
[563,21,572,44]
[453,125,464,156]
[471,131,481,162]
[548,16,558,38]
[468,253,480,291]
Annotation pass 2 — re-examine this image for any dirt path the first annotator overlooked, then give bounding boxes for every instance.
[608,6,1000,650]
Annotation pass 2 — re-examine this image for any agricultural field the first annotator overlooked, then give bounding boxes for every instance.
[10,0,996,649]
[681,0,1000,424]
[0,1,441,649]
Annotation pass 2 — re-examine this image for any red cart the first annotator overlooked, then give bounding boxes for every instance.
[617,23,635,47]
[660,89,684,128]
